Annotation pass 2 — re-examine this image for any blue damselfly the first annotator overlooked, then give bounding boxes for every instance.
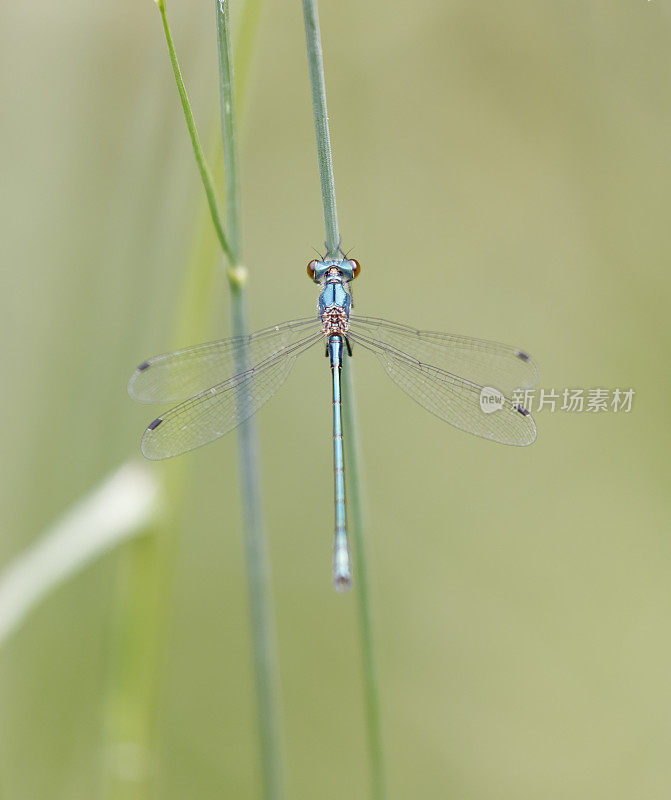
[129,258,539,590]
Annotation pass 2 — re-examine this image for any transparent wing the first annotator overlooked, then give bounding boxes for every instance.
[128,317,321,403]
[349,316,539,396]
[350,333,536,446]
[140,333,322,460]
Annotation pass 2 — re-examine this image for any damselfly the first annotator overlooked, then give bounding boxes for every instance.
[129,257,539,590]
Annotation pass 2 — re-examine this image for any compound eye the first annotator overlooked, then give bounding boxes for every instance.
[349,259,361,279]
[307,259,319,281]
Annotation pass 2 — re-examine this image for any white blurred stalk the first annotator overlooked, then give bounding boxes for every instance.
[0,462,159,646]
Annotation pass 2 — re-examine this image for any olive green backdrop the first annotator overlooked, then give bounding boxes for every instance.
[1,1,669,798]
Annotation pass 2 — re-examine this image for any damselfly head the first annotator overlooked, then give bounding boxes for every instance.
[307,258,361,283]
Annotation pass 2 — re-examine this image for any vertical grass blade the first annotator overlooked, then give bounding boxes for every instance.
[301,1,387,797]
[341,368,386,800]
[103,3,284,799]
[301,0,340,258]
[229,278,285,800]
[155,0,234,264]
[215,2,286,799]
[214,0,242,261]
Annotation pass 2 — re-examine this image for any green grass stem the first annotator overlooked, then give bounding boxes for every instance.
[301,1,387,797]
[215,2,285,799]
[341,369,387,800]
[103,3,284,798]
[301,0,340,258]
[155,0,234,265]
[214,0,242,262]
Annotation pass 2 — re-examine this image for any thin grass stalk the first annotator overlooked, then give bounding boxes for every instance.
[104,3,282,798]
[341,369,386,800]
[301,0,340,257]
[103,526,163,800]
[156,0,234,264]
[301,1,386,797]
[215,2,285,799]
[103,6,224,791]
[214,0,242,261]
[102,209,218,800]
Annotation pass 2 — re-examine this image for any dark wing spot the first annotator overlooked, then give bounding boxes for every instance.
[137,361,151,371]
[514,405,530,417]
[148,417,163,430]
[516,351,531,362]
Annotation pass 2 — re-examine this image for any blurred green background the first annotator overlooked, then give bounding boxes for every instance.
[2,0,670,798]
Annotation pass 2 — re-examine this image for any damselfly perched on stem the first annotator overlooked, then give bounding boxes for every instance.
[129,256,539,591]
